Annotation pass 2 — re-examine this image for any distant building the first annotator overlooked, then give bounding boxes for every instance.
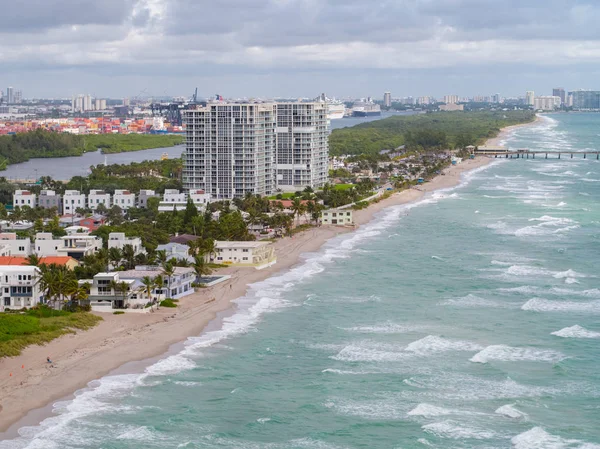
[214,241,276,269]
[13,190,36,209]
[443,95,459,104]
[439,103,464,112]
[0,255,79,270]
[0,233,32,257]
[525,91,535,106]
[383,92,392,107]
[38,190,62,214]
[6,87,14,105]
[137,189,158,208]
[570,90,600,110]
[108,232,145,256]
[534,96,561,111]
[156,242,193,263]
[321,209,354,226]
[112,190,136,210]
[157,189,210,212]
[87,190,111,211]
[63,190,86,214]
[491,93,501,103]
[552,88,565,105]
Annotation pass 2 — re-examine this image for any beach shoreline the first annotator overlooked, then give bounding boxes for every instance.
[0,117,539,438]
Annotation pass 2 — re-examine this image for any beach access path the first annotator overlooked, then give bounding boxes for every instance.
[0,117,539,435]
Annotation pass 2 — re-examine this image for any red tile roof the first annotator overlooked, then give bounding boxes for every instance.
[0,256,78,266]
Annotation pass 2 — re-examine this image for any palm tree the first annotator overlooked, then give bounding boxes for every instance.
[290,198,307,226]
[26,254,41,267]
[153,275,164,309]
[156,249,168,266]
[202,239,217,262]
[161,262,175,299]
[140,276,155,303]
[108,247,122,270]
[192,254,211,282]
[121,244,136,270]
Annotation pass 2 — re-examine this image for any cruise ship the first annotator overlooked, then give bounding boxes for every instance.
[352,101,381,117]
[327,102,346,120]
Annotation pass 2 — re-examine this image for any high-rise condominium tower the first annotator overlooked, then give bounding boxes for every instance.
[383,92,392,107]
[275,102,329,191]
[526,91,535,106]
[183,103,277,199]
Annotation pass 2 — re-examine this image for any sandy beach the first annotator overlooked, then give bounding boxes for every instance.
[485,113,544,146]
[0,119,536,437]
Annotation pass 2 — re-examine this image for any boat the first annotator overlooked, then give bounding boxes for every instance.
[352,101,381,117]
[161,152,169,161]
[327,102,346,120]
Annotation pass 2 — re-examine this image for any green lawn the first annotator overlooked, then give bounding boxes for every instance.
[333,184,355,191]
[0,307,102,358]
[268,193,296,200]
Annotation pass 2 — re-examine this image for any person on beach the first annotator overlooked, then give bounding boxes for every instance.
[47,356,52,364]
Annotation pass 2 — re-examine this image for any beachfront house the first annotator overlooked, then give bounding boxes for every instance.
[0,265,43,312]
[57,230,102,260]
[84,272,148,311]
[108,232,145,256]
[118,266,196,299]
[321,209,354,226]
[156,242,193,263]
[214,241,276,270]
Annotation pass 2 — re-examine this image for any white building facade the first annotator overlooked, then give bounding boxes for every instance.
[0,233,32,256]
[13,190,36,208]
[87,190,111,211]
[183,103,277,199]
[214,241,276,269]
[108,232,145,255]
[0,266,43,311]
[112,190,136,210]
[63,190,87,214]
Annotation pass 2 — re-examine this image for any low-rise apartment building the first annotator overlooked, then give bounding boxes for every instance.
[13,190,36,208]
[38,190,62,214]
[0,233,32,256]
[57,231,102,260]
[214,241,276,269]
[113,190,136,210]
[63,190,86,214]
[119,266,196,299]
[108,232,145,256]
[137,189,158,208]
[88,190,111,211]
[321,209,354,226]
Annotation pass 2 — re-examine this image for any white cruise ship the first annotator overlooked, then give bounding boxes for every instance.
[327,102,346,120]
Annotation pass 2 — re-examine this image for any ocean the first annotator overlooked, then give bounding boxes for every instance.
[3,113,600,448]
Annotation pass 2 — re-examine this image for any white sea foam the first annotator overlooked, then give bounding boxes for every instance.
[324,398,409,420]
[145,354,197,376]
[407,403,453,417]
[495,404,528,420]
[470,345,564,364]
[505,265,553,277]
[565,277,580,284]
[553,269,586,279]
[116,426,158,441]
[404,335,483,355]
[512,427,600,449]
[522,298,600,313]
[551,325,600,339]
[422,420,496,440]
[342,322,422,334]
[331,341,408,362]
[256,417,271,424]
[440,294,504,308]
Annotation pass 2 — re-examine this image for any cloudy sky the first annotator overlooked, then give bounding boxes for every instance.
[2,0,599,99]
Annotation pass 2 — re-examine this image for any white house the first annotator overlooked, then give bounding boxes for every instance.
[119,266,195,299]
[321,209,354,226]
[138,189,158,208]
[0,266,43,311]
[158,189,187,212]
[63,190,87,215]
[87,190,111,211]
[84,272,148,312]
[0,233,32,256]
[108,232,145,256]
[214,241,276,269]
[34,232,63,257]
[57,231,102,260]
[112,190,136,210]
[156,242,193,263]
[13,190,36,208]
[189,189,211,209]
[0,244,11,257]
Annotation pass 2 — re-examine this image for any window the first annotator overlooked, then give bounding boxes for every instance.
[19,246,25,252]
[4,288,7,293]
[18,275,22,280]
[28,275,32,280]
[243,257,248,261]
[4,298,9,306]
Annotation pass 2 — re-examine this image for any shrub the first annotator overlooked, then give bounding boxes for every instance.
[160,299,177,308]
[113,311,125,315]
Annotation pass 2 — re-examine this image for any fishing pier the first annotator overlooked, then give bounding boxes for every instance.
[473,145,600,160]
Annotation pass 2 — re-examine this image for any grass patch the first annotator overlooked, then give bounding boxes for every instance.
[207,263,228,269]
[0,307,102,358]
[268,193,296,200]
[113,311,125,315]
[332,183,355,191]
[160,299,177,308]
[291,224,315,235]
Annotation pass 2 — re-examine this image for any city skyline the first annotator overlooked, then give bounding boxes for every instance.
[2,0,600,98]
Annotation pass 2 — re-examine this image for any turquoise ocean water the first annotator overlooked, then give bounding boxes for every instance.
[3,113,600,448]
